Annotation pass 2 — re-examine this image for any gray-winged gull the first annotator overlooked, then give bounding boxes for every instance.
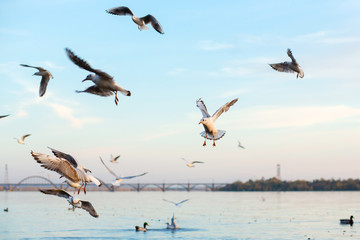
[269,49,304,78]
[20,64,53,97]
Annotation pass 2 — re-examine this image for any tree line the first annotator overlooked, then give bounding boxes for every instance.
[219,178,360,191]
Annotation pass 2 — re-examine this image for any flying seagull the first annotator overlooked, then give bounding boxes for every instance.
[163,198,190,207]
[31,147,102,194]
[269,49,304,78]
[106,6,164,34]
[181,158,204,168]
[100,157,147,186]
[110,154,121,163]
[65,48,131,105]
[39,188,98,218]
[238,141,245,149]
[64,180,82,193]
[20,64,53,97]
[14,134,31,144]
[197,98,238,146]
[0,115,9,119]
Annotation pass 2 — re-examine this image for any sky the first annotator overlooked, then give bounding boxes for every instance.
[1,0,360,184]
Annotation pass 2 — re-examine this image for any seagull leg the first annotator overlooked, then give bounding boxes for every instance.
[213,140,216,147]
[77,183,84,194]
[114,91,119,106]
[203,134,207,146]
[84,182,87,195]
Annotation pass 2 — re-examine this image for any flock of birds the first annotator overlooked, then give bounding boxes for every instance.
[1,4,311,232]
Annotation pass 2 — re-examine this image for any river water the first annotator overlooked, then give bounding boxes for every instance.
[1,191,359,239]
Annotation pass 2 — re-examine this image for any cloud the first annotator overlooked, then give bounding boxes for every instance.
[227,105,360,130]
[198,40,234,51]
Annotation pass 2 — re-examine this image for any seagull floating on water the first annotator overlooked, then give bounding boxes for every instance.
[166,214,179,229]
[181,158,204,168]
[65,48,131,105]
[14,134,31,144]
[100,157,147,186]
[269,49,304,78]
[135,222,149,232]
[197,98,238,146]
[20,64,53,97]
[31,147,102,194]
[163,198,190,207]
[106,6,164,34]
[238,141,245,149]
[110,154,121,164]
[39,188,99,218]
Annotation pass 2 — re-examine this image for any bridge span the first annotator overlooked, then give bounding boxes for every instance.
[1,176,228,192]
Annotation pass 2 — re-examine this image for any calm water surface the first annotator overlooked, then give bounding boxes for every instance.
[1,191,359,239]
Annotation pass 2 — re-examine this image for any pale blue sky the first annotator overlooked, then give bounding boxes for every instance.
[1,0,360,183]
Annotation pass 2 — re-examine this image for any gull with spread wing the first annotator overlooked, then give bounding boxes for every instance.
[100,157,147,186]
[14,134,31,144]
[106,6,164,34]
[163,199,190,207]
[181,158,204,168]
[110,154,121,164]
[238,141,245,149]
[31,147,101,194]
[197,98,238,146]
[39,189,98,218]
[269,49,304,78]
[65,48,131,105]
[20,64,53,97]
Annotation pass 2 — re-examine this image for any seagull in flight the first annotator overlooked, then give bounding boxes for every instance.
[110,154,121,164]
[14,134,31,144]
[269,49,304,78]
[31,147,102,194]
[20,64,53,97]
[238,141,245,149]
[163,199,190,207]
[39,188,98,218]
[197,98,238,146]
[65,48,131,106]
[181,158,204,168]
[106,6,164,34]
[100,157,147,186]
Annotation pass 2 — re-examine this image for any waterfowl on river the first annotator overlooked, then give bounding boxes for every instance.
[340,215,354,226]
[135,222,149,231]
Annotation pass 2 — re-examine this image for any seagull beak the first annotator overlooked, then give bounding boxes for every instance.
[82,78,89,82]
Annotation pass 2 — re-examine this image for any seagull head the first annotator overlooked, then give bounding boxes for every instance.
[199,118,208,125]
[82,74,95,82]
[72,197,80,204]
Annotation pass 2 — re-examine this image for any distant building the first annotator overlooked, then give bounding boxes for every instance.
[276,164,281,180]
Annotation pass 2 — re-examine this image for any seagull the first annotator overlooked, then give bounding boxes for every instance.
[100,157,147,186]
[14,134,31,144]
[39,188,98,218]
[110,154,121,163]
[31,147,102,194]
[135,222,149,232]
[106,6,164,34]
[181,158,204,168]
[64,180,82,193]
[20,64,53,97]
[65,48,131,106]
[166,214,179,229]
[0,115,9,119]
[238,141,245,149]
[269,49,304,78]
[197,98,238,146]
[163,198,190,207]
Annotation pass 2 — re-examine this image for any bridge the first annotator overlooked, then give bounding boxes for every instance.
[0,176,228,192]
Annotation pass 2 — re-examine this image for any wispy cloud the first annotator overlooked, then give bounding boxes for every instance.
[198,40,234,51]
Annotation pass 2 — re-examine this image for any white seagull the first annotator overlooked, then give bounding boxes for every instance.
[106,6,164,34]
[110,154,121,164]
[100,157,148,186]
[31,147,102,194]
[64,180,82,193]
[166,214,179,229]
[197,98,238,146]
[39,188,98,218]
[163,199,190,207]
[14,134,31,144]
[238,141,245,149]
[20,64,53,97]
[269,49,304,78]
[65,48,131,106]
[181,158,204,168]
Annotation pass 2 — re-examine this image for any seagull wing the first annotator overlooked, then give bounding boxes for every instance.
[113,155,121,161]
[100,157,118,178]
[80,200,99,218]
[181,158,189,163]
[39,188,72,200]
[20,64,46,71]
[76,86,114,97]
[163,199,176,205]
[31,151,80,182]
[192,161,204,164]
[140,14,164,34]
[287,49,297,64]
[269,62,295,73]
[65,48,113,80]
[48,147,78,168]
[118,172,148,180]
[196,98,211,118]
[177,199,190,205]
[39,74,51,97]
[212,98,238,122]
[106,6,134,16]
[0,115,9,119]
[21,134,31,142]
